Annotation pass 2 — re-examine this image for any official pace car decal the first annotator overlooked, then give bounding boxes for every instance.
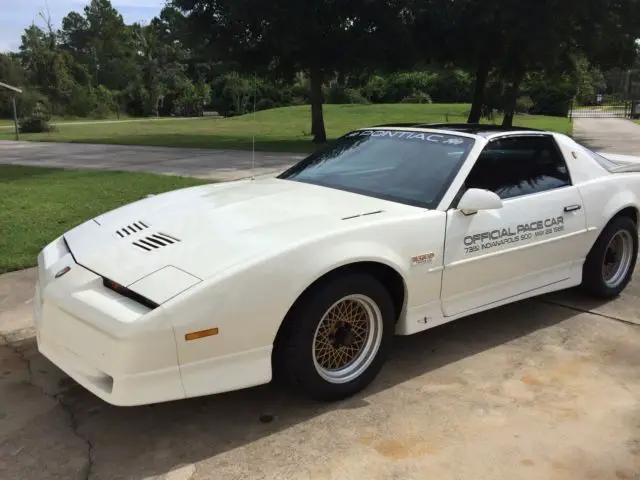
[463,216,565,255]
[346,129,470,146]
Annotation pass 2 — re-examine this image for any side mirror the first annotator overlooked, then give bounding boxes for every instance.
[457,188,503,215]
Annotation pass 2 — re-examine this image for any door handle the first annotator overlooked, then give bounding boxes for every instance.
[564,205,582,212]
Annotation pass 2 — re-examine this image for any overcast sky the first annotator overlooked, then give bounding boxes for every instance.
[0,0,166,53]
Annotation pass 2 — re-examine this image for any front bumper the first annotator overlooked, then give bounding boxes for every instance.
[34,236,186,406]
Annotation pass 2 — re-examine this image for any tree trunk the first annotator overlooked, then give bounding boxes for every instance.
[467,60,491,124]
[502,69,525,128]
[309,67,327,144]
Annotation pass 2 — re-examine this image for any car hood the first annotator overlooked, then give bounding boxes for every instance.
[63,177,415,290]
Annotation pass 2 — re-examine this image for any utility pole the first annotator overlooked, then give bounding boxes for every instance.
[12,96,18,140]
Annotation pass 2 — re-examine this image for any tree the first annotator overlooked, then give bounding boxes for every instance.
[413,0,640,125]
[17,25,89,115]
[60,0,140,92]
[411,0,509,123]
[171,0,413,143]
[495,0,640,127]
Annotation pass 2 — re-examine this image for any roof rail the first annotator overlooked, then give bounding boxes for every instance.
[370,122,544,132]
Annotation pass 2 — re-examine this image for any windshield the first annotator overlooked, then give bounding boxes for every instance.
[277,129,476,208]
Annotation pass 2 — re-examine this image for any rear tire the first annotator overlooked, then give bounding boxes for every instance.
[581,215,638,299]
[274,273,395,401]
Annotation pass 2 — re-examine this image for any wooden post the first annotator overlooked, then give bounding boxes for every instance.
[12,95,19,141]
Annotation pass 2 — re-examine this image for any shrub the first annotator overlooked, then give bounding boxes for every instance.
[428,70,474,102]
[515,95,534,113]
[385,72,436,103]
[325,84,369,104]
[255,98,276,111]
[19,101,55,133]
[400,92,433,104]
[526,72,576,117]
[11,89,51,118]
[66,85,97,117]
[361,75,388,103]
[19,116,56,133]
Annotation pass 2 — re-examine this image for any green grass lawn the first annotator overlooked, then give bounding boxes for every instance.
[0,166,210,274]
[0,104,573,153]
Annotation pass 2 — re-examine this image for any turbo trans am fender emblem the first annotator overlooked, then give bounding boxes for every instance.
[411,253,435,266]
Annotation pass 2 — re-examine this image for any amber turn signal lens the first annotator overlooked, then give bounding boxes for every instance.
[185,328,219,341]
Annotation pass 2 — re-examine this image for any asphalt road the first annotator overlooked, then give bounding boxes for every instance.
[0,140,303,181]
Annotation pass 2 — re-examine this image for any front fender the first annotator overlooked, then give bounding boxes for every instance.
[163,238,412,361]
[161,212,445,396]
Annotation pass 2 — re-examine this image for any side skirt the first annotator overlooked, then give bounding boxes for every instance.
[395,272,583,336]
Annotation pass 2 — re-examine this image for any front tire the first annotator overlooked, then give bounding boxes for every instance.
[581,215,638,299]
[275,273,395,401]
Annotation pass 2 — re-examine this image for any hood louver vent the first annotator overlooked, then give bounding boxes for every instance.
[116,221,150,238]
[132,233,181,252]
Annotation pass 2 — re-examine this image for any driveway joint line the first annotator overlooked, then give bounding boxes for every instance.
[535,298,640,327]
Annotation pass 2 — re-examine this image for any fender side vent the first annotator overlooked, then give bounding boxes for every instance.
[132,232,181,252]
[116,221,150,237]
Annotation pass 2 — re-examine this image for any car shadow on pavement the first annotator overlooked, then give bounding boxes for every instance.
[0,293,599,480]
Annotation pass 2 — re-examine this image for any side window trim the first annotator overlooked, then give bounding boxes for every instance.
[450,133,573,208]
[486,133,574,188]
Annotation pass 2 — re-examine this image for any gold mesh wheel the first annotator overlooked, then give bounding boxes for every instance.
[312,294,383,384]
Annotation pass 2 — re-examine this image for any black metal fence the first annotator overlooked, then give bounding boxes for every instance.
[569,94,632,119]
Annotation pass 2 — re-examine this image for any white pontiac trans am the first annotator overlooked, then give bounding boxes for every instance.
[34,123,640,406]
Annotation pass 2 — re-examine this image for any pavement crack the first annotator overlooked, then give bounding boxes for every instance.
[535,298,640,327]
[0,332,94,480]
[56,393,94,480]
[0,331,42,394]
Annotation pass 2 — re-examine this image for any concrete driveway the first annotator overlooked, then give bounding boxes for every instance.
[1,267,640,480]
[573,118,640,155]
[0,141,302,181]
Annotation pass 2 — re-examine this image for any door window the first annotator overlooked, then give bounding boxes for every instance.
[464,135,571,200]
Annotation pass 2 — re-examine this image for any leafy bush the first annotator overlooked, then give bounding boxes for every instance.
[92,85,117,118]
[66,85,97,117]
[19,101,55,133]
[384,72,436,103]
[515,95,534,113]
[428,70,473,102]
[255,98,276,111]
[400,92,433,103]
[172,81,211,116]
[290,76,311,103]
[526,73,576,117]
[325,84,369,104]
[19,116,56,133]
[361,75,388,103]
[210,72,252,116]
[11,89,51,118]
